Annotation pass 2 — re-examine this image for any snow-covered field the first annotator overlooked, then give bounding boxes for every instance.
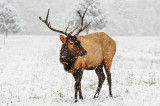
[0,35,160,106]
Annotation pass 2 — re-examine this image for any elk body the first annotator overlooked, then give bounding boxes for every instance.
[39,9,116,102]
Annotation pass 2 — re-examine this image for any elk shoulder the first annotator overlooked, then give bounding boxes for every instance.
[75,32,116,70]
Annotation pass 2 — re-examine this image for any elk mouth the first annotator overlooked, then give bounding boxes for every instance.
[84,50,87,55]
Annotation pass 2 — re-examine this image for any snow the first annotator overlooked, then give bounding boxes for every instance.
[0,35,160,106]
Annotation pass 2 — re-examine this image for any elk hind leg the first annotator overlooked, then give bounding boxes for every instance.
[104,60,113,97]
[94,64,105,98]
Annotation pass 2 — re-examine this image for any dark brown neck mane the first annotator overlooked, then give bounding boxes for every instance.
[60,44,77,71]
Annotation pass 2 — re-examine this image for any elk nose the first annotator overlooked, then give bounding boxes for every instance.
[83,50,87,55]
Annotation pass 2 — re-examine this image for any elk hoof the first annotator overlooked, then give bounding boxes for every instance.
[109,94,112,97]
[93,95,99,99]
[79,96,83,100]
[74,99,78,103]
[93,93,99,99]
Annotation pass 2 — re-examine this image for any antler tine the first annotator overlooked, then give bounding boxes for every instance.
[39,9,50,24]
[82,22,91,31]
[65,24,70,35]
[39,9,71,36]
[69,25,79,35]
[82,8,88,19]
[77,8,88,28]
[46,8,50,23]
[75,8,91,36]
[81,8,88,27]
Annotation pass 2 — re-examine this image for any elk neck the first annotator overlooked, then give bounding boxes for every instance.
[60,44,78,72]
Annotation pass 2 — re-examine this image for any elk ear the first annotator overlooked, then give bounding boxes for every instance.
[60,35,67,43]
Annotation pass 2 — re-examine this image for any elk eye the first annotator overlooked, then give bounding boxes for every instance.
[70,43,74,45]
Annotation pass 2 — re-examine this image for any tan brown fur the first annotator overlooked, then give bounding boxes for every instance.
[68,32,116,73]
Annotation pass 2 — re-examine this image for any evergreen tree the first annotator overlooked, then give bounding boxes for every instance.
[0,0,20,37]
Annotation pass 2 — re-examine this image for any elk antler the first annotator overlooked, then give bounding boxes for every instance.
[69,26,79,35]
[75,8,91,36]
[39,9,78,37]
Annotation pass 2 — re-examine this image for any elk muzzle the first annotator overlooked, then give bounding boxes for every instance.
[83,50,87,55]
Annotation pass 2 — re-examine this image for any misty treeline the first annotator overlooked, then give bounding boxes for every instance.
[105,0,160,36]
[0,0,160,36]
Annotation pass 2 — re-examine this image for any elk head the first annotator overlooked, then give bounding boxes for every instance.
[60,35,87,57]
[39,9,90,71]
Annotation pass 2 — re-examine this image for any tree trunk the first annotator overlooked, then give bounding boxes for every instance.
[4,33,5,45]
[6,30,8,37]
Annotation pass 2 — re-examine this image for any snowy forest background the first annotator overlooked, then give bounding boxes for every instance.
[1,0,160,36]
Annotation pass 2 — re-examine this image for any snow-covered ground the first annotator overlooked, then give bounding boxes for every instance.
[0,35,160,106]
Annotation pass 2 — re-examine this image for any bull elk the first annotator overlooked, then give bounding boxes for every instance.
[39,9,116,102]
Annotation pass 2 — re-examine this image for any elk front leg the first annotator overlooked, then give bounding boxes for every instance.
[72,69,83,102]
[94,64,105,98]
